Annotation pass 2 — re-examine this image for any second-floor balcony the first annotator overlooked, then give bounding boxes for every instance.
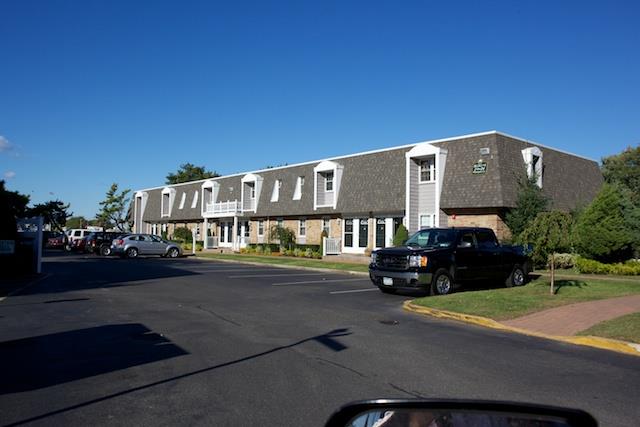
[204,200,242,216]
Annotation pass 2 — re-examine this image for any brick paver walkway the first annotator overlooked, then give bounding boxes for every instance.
[503,294,640,336]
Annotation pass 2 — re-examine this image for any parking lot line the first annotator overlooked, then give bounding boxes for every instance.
[193,268,287,273]
[228,273,328,278]
[272,278,368,286]
[329,288,379,295]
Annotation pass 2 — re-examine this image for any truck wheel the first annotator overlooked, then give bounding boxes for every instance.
[378,287,397,294]
[432,269,453,295]
[100,245,111,257]
[506,264,526,287]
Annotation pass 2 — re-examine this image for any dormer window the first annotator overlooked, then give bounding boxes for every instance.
[419,156,436,182]
[271,179,281,202]
[191,191,199,209]
[325,172,334,191]
[293,176,304,200]
[178,192,186,209]
[241,173,263,213]
[161,187,176,217]
[521,146,543,188]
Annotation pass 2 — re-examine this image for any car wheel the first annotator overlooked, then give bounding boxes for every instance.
[100,245,112,257]
[167,247,179,258]
[506,264,526,287]
[431,269,453,296]
[126,247,139,259]
[64,244,72,252]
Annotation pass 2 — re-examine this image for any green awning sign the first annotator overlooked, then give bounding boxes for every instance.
[472,160,487,174]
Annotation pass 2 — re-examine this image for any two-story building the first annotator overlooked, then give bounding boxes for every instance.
[132,131,603,254]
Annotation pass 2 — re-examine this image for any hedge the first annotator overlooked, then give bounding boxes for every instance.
[574,257,640,275]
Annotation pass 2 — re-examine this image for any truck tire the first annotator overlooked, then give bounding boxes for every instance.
[506,264,526,287]
[100,245,111,257]
[431,269,453,295]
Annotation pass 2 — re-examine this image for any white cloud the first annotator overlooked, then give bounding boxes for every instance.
[4,171,16,179]
[0,136,12,153]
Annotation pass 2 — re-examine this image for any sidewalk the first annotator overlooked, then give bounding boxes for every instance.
[503,294,640,335]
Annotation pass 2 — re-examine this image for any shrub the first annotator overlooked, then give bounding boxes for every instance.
[268,225,296,250]
[246,246,256,254]
[264,246,272,255]
[173,226,193,242]
[312,251,322,259]
[255,245,264,254]
[505,175,549,239]
[293,248,302,257]
[574,184,634,263]
[392,224,409,246]
[161,231,168,240]
[574,257,640,275]
[182,242,203,252]
[547,253,575,270]
[304,248,313,258]
[519,211,573,268]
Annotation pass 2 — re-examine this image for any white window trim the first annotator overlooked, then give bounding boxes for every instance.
[258,220,264,237]
[419,213,436,229]
[298,218,306,237]
[419,157,436,183]
[191,190,199,209]
[322,217,331,236]
[241,173,263,213]
[161,187,176,218]
[271,179,280,202]
[313,160,343,210]
[324,172,334,192]
[293,176,303,200]
[178,192,186,210]
[521,146,543,188]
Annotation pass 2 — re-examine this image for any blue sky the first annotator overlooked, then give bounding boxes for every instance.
[1,0,638,218]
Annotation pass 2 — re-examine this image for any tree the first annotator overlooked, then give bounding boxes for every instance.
[520,211,573,294]
[0,180,28,240]
[573,184,633,263]
[505,175,549,240]
[165,163,219,184]
[26,200,71,232]
[66,216,88,229]
[602,145,640,204]
[96,184,131,232]
[268,225,296,251]
[602,146,640,256]
[392,224,409,246]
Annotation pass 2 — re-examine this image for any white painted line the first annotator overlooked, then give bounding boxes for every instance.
[0,273,52,302]
[330,288,379,295]
[228,273,328,278]
[191,268,286,273]
[272,278,369,286]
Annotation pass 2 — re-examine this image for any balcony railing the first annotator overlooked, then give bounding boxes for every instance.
[205,200,241,215]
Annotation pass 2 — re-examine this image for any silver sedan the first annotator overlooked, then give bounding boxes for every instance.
[111,234,183,259]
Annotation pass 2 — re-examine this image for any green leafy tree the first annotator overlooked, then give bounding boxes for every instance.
[574,184,633,263]
[602,145,640,204]
[66,216,87,229]
[26,200,72,232]
[520,211,573,295]
[505,175,549,240]
[0,180,29,240]
[165,163,219,184]
[172,226,192,242]
[96,184,131,232]
[392,224,409,246]
[269,225,296,251]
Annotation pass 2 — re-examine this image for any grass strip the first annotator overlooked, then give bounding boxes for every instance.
[413,277,640,321]
[577,312,640,344]
[196,252,369,273]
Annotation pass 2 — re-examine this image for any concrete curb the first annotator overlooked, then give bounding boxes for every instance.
[193,255,370,276]
[403,301,640,357]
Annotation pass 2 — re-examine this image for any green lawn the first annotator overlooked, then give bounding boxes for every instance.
[578,312,640,344]
[196,252,369,273]
[413,276,640,321]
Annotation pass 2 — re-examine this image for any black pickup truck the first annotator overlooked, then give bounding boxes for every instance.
[369,227,530,295]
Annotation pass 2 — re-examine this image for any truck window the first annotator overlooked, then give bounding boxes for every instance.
[476,230,498,248]
[458,232,475,247]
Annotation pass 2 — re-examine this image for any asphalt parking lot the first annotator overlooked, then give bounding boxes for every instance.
[1,252,639,426]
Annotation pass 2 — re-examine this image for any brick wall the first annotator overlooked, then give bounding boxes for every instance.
[446,214,511,241]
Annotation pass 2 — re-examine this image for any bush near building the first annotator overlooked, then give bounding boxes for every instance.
[574,257,640,275]
[172,226,193,243]
[392,224,409,246]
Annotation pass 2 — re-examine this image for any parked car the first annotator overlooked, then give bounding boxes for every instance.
[85,232,129,256]
[65,229,93,251]
[111,234,182,259]
[44,231,67,249]
[71,235,89,252]
[369,227,530,295]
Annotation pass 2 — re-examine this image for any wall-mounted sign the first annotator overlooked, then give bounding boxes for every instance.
[472,160,487,174]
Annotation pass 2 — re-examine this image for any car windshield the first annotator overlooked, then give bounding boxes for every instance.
[404,229,456,248]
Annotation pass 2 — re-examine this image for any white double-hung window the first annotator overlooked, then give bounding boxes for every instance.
[325,172,334,191]
[419,156,436,182]
[419,214,436,229]
[271,179,281,202]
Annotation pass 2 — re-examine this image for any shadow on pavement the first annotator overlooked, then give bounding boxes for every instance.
[3,328,351,426]
[0,323,188,394]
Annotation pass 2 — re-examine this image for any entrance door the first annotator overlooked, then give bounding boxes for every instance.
[375,218,386,248]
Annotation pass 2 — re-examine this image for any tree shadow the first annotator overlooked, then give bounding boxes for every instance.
[0,323,188,394]
[553,280,587,294]
[2,328,352,426]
